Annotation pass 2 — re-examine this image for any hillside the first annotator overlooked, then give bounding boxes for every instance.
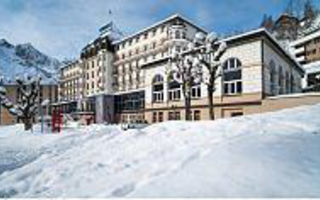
[0,104,319,197]
[0,39,61,84]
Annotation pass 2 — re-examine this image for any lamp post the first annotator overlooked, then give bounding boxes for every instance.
[41,99,50,133]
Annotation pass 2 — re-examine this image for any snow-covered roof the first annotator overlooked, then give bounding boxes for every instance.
[112,13,208,45]
[221,28,304,74]
[303,60,320,74]
[290,29,320,46]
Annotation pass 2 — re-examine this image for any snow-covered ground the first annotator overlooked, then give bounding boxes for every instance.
[0,104,320,197]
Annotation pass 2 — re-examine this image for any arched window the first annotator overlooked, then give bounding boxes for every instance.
[168,73,181,101]
[152,74,164,102]
[269,60,277,95]
[285,71,290,93]
[223,58,242,95]
[278,66,284,94]
[290,73,295,93]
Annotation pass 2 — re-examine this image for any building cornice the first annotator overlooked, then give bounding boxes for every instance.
[112,13,208,45]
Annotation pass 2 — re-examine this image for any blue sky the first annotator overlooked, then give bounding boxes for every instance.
[0,0,315,60]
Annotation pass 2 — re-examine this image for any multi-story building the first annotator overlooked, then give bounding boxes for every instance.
[53,14,320,124]
[57,60,85,113]
[290,15,320,91]
[112,15,206,122]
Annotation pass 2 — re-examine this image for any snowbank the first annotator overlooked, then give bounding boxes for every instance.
[0,104,320,197]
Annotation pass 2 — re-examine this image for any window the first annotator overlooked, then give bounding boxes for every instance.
[144,33,148,39]
[182,32,186,39]
[176,46,181,52]
[168,111,181,120]
[269,60,277,96]
[193,110,201,121]
[168,112,174,120]
[231,112,243,117]
[223,58,242,95]
[152,74,164,102]
[144,45,148,52]
[175,111,181,120]
[152,112,157,123]
[92,71,94,78]
[168,73,181,101]
[191,84,201,98]
[175,30,181,39]
[278,66,284,94]
[161,26,165,33]
[285,71,290,93]
[158,112,163,122]
[290,73,295,93]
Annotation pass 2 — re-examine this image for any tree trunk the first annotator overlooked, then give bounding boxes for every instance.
[23,118,33,131]
[184,96,192,121]
[207,85,215,120]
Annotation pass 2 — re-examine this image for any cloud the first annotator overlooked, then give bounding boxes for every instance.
[0,0,157,59]
[0,0,302,60]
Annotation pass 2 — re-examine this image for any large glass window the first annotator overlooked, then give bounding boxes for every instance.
[223,58,242,95]
[114,91,145,113]
[152,75,164,103]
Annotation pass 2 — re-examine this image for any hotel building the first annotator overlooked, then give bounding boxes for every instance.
[55,14,320,124]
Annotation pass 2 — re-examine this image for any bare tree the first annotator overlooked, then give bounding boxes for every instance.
[0,76,41,131]
[168,46,202,121]
[195,32,227,120]
[168,32,227,121]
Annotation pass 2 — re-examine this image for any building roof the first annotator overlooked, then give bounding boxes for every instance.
[112,13,208,45]
[221,28,304,74]
[60,59,79,70]
[291,29,320,46]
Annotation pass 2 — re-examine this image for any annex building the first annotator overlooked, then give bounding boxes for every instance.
[55,14,320,124]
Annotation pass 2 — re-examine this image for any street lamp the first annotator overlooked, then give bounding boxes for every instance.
[40,98,50,133]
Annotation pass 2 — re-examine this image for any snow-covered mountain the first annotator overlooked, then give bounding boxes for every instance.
[0,39,61,84]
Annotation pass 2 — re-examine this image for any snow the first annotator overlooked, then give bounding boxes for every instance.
[0,39,61,85]
[0,104,320,197]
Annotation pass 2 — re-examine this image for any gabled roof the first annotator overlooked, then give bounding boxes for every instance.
[221,28,304,74]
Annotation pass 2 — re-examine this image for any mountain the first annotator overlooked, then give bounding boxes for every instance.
[0,39,61,85]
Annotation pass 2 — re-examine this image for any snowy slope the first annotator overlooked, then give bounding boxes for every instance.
[0,104,320,197]
[0,39,61,84]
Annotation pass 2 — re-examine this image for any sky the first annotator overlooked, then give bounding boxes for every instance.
[0,0,317,60]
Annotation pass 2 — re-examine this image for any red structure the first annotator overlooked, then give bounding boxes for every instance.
[51,109,62,133]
